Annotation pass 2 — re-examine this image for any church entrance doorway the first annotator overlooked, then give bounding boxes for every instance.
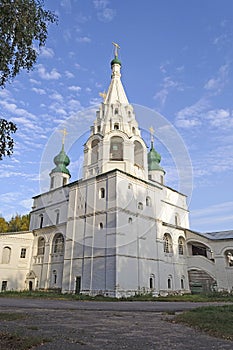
[75,276,81,294]
[29,281,33,291]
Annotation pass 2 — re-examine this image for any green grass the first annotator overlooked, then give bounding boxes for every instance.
[0,312,28,321]
[175,304,233,340]
[0,331,50,350]
[1,290,233,302]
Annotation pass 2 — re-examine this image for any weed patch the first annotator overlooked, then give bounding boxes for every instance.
[175,304,233,340]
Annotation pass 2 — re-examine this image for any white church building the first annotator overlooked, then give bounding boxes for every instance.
[1,47,233,297]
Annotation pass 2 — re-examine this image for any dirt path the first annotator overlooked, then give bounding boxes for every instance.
[0,298,232,349]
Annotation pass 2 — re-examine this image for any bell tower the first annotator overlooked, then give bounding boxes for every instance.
[83,43,148,180]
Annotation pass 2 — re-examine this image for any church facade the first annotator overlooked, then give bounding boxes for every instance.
[1,48,233,296]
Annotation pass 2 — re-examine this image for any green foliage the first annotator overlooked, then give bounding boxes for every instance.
[2,290,233,303]
[0,0,58,86]
[0,215,8,232]
[0,213,30,232]
[175,305,233,340]
[0,118,17,159]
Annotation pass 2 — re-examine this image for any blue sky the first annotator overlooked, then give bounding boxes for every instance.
[1,0,233,233]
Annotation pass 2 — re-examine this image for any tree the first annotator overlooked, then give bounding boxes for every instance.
[7,213,30,232]
[0,216,8,232]
[0,118,17,160]
[0,0,58,86]
[0,0,57,159]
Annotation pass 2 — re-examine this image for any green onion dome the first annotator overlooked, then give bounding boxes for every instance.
[51,145,71,176]
[111,55,122,66]
[148,143,164,172]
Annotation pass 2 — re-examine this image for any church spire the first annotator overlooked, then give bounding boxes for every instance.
[83,44,148,181]
[104,42,129,105]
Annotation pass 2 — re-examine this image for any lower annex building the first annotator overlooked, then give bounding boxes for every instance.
[1,46,233,297]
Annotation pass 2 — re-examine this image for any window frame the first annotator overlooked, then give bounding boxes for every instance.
[20,248,27,259]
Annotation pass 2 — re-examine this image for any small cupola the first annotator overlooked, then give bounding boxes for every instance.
[148,127,165,184]
[49,129,71,189]
[51,145,71,176]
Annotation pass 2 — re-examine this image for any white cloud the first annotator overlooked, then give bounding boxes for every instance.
[60,0,72,12]
[191,201,233,230]
[68,99,82,111]
[93,0,116,22]
[77,36,91,43]
[206,109,233,128]
[32,87,46,95]
[37,64,61,80]
[0,100,37,120]
[65,70,75,79]
[68,85,81,93]
[40,47,55,58]
[29,78,41,85]
[49,103,67,116]
[98,7,116,22]
[204,64,229,93]
[49,92,64,102]
[175,98,209,129]
[154,76,181,107]
[0,89,11,99]
[20,198,33,210]
[93,0,109,8]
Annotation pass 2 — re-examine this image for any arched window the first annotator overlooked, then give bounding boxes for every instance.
[39,214,43,228]
[146,196,151,207]
[134,141,144,168]
[114,123,119,130]
[53,234,64,254]
[110,136,123,161]
[114,108,119,115]
[132,126,135,134]
[50,177,54,189]
[99,222,103,230]
[55,210,60,225]
[91,139,99,164]
[168,277,172,289]
[226,251,233,267]
[138,202,143,210]
[149,274,155,289]
[53,270,57,284]
[99,188,105,199]
[128,217,132,224]
[2,247,11,264]
[63,177,68,186]
[181,278,184,289]
[178,237,185,255]
[37,237,45,255]
[163,233,172,253]
[175,213,180,226]
[160,175,164,185]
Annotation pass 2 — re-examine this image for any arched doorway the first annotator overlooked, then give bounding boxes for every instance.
[29,281,33,291]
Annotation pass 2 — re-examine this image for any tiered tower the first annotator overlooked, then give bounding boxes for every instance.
[83,43,149,181]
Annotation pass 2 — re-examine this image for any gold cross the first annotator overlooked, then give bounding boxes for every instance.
[112,42,120,57]
[99,91,107,100]
[60,128,68,145]
[149,126,155,143]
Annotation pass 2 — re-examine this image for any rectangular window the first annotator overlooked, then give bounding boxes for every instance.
[20,248,26,258]
[1,281,7,292]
